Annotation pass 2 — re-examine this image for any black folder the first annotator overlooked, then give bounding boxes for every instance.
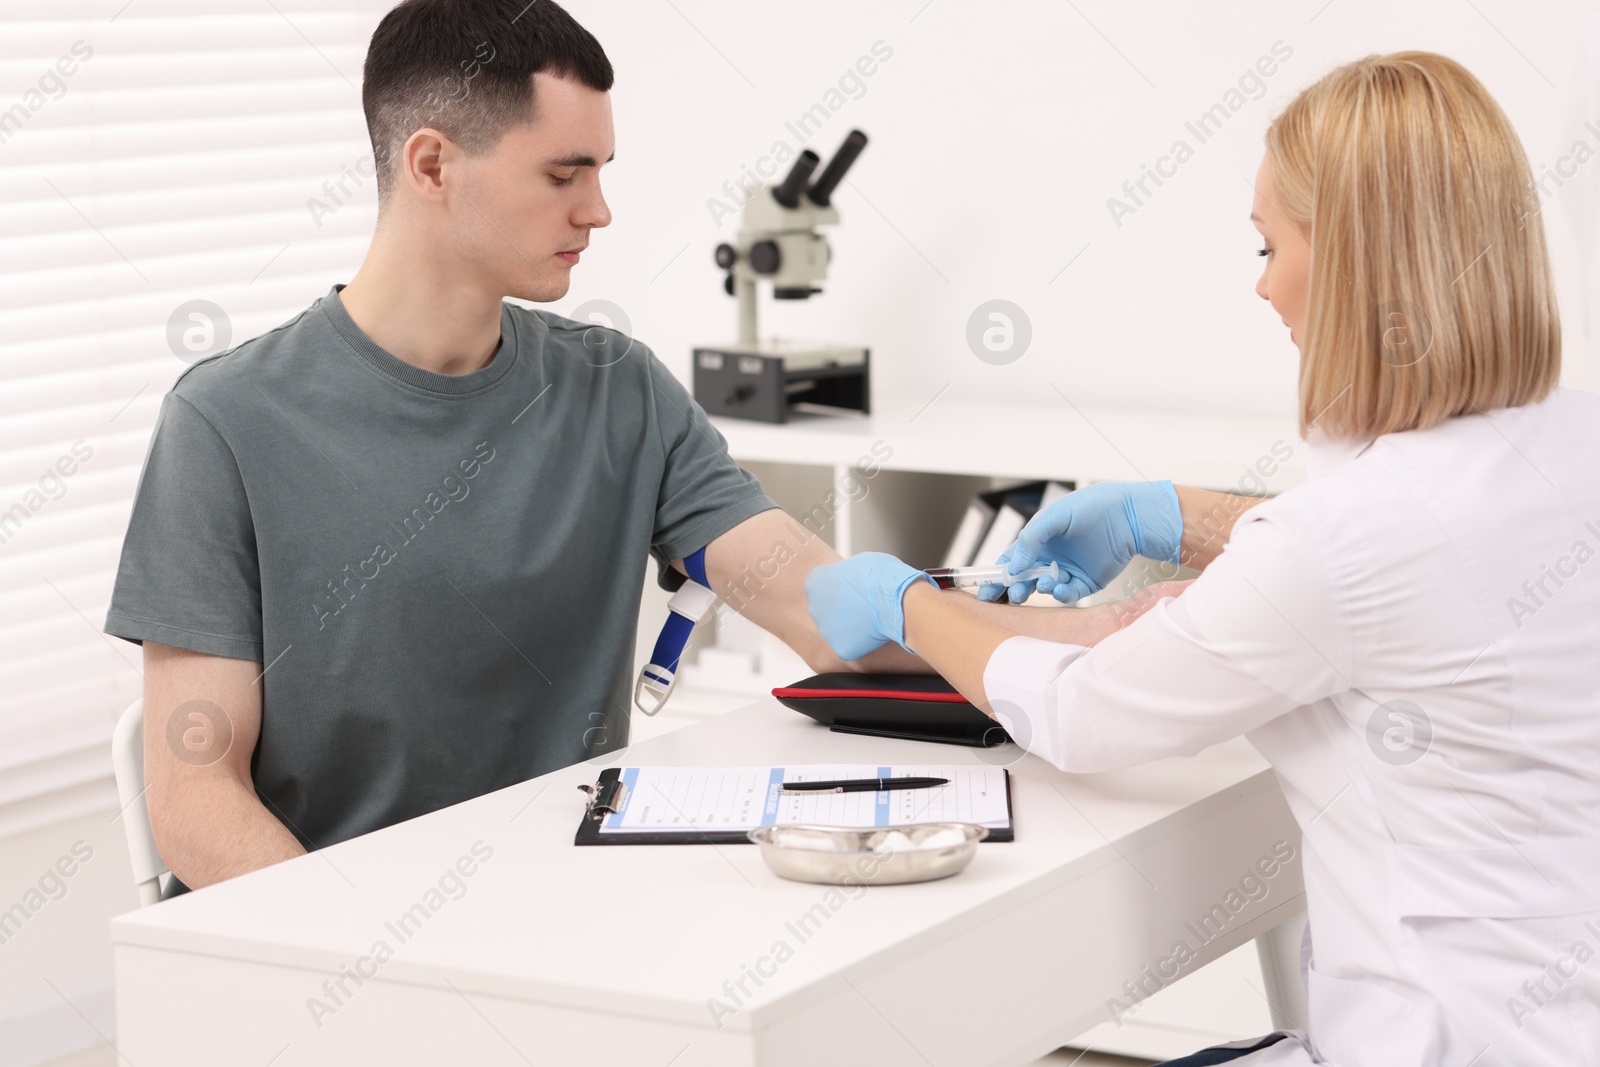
[772,673,1011,747]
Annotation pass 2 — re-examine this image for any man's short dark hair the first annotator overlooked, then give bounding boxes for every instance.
[362,0,614,202]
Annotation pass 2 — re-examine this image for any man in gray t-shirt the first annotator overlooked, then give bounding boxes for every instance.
[107,287,775,891]
[106,1,1071,898]
[103,2,870,899]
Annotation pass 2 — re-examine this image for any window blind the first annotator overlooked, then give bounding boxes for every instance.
[0,0,388,838]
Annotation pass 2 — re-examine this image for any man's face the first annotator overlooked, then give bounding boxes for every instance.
[450,72,614,303]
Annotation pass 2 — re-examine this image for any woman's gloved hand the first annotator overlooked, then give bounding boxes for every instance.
[804,552,938,662]
[978,481,1183,604]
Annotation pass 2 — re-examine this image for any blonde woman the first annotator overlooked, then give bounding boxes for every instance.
[805,53,1600,1066]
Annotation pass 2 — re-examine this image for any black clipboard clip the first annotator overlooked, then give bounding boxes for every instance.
[577,775,629,822]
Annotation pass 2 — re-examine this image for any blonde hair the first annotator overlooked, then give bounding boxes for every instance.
[1265,52,1560,440]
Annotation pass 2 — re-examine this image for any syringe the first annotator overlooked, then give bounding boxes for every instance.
[923,561,1062,591]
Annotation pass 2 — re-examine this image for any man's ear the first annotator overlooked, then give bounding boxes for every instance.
[397,127,455,205]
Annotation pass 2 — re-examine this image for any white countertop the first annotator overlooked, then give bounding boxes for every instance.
[112,698,1291,1038]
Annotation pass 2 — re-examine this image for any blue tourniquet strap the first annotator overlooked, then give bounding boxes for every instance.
[684,547,709,587]
[646,611,697,681]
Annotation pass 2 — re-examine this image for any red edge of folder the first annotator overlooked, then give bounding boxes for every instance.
[770,687,970,703]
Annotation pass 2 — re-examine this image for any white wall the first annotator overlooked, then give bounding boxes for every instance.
[0,808,136,1066]
[556,0,1597,418]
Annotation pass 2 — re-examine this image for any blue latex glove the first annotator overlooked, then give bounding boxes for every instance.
[805,552,938,662]
[978,481,1183,604]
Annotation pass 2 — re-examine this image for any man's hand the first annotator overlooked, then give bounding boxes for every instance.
[802,552,937,661]
[143,642,305,890]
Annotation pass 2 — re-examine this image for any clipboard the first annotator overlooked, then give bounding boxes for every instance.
[574,764,1014,846]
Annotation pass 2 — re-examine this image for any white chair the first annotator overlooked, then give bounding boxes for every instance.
[112,699,169,906]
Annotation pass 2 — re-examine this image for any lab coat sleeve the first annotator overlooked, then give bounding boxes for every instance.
[984,499,1353,773]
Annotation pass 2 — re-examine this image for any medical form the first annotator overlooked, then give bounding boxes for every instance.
[595,764,1012,836]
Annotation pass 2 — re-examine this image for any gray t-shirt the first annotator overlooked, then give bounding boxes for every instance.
[107,286,775,869]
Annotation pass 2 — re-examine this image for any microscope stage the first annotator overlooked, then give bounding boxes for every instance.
[692,340,871,423]
[699,339,867,372]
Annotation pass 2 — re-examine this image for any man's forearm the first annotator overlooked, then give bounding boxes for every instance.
[845,595,1114,673]
[143,642,306,890]
[1175,486,1266,570]
[948,593,1118,644]
[899,579,1192,714]
[700,509,1127,675]
[152,776,306,890]
[699,509,847,672]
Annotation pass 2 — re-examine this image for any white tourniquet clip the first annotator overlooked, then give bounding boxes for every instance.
[634,548,718,716]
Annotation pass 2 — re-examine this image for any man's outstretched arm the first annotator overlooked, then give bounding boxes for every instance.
[143,642,305,889]
[1175,486,1268,571]
[682,509,1132,674]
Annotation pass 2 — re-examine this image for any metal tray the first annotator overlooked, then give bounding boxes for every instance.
[746,822,988,885]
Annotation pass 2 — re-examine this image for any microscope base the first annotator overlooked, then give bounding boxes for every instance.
[693,342,870,424]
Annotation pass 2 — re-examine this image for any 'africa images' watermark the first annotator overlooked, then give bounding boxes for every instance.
[165,699,235,767]
[311,441,496,630]
[1365,699,1431,766]
[1506,919,1600,1032]
[1505,517,1600,630]
[0,440,95,549]
[705,40,894,228]
[1106,40,1293,229]
[0,40,93,148]
[305,840,494,1028]
[167,299,233,363]
[967,299,1032,366]
[1107,839,1297,1025]
[705,839,896,1028]
[306,39,497,228]
[717,440,893,616]
[0,840,95,947]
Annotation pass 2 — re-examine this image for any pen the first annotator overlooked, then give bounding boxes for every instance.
[778,776,950,794]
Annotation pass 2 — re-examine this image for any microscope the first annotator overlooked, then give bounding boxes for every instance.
[692,130,871,423]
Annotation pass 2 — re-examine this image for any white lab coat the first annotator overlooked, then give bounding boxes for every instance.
[986,388,1600,1067]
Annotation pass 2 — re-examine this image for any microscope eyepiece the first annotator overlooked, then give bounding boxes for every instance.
[772,150,821,209]
[806,129,868,207]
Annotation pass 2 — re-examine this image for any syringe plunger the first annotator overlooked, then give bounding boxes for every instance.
[923,561,1062,591]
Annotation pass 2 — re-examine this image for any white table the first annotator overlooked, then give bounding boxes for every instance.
[112,699,1305,1067]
